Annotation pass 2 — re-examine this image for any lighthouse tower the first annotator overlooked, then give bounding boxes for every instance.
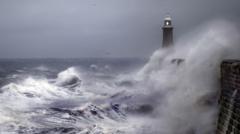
[162,15,173,47]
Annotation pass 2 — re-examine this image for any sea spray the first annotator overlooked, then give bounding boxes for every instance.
[0,20,239,134]
[133,20,240,134]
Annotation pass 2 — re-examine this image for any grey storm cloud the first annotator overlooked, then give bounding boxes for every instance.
[0,0,239,58]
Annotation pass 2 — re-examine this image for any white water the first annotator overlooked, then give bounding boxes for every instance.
[0,20,239,134]
[133,20,240,134]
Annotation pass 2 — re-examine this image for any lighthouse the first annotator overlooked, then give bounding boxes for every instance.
[162,15,173,47]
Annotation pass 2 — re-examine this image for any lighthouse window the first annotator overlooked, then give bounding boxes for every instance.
[166,21,169,25]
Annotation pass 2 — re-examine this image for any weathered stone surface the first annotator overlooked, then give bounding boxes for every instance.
[216,60,240,134]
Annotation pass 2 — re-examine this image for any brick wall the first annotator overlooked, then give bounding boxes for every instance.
[216,60,240,134]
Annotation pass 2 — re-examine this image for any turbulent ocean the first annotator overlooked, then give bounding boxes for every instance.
[0,58,150,134]
[0,20,239,134]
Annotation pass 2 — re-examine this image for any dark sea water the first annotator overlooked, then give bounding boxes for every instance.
[0,21,238,134]
[0,58,148,134]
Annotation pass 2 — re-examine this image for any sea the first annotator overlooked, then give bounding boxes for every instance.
[0,58,149,134]
[0,20,238,134]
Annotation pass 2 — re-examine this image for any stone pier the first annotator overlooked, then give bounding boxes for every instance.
[216,60,240,134]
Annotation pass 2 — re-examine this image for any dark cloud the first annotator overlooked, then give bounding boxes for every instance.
[0,0,239,58]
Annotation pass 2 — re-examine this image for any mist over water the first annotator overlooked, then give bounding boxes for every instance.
[135,20,240,134]
[0,20,239,134]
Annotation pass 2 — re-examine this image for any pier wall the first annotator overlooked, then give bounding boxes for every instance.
[216,60,240,134]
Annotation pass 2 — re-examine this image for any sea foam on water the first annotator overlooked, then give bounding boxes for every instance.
[0,20,239,134]
[133,20,240,134]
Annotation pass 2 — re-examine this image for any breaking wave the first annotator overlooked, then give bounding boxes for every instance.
[133,20,240,134]
[0,20,239,134]
[55,67,82,88]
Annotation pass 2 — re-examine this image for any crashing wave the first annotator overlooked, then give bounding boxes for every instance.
[0,20,239,134]
[1,77,69,100]
[55,67,81,88]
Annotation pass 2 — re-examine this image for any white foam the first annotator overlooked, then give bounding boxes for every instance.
[55,67,82,88]
[0,20,239,134]
[132,20,240,134]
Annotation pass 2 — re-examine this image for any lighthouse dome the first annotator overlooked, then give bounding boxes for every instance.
[164,15,172,21]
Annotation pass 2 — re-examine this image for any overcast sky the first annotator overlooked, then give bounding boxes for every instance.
[0,0,239,58]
